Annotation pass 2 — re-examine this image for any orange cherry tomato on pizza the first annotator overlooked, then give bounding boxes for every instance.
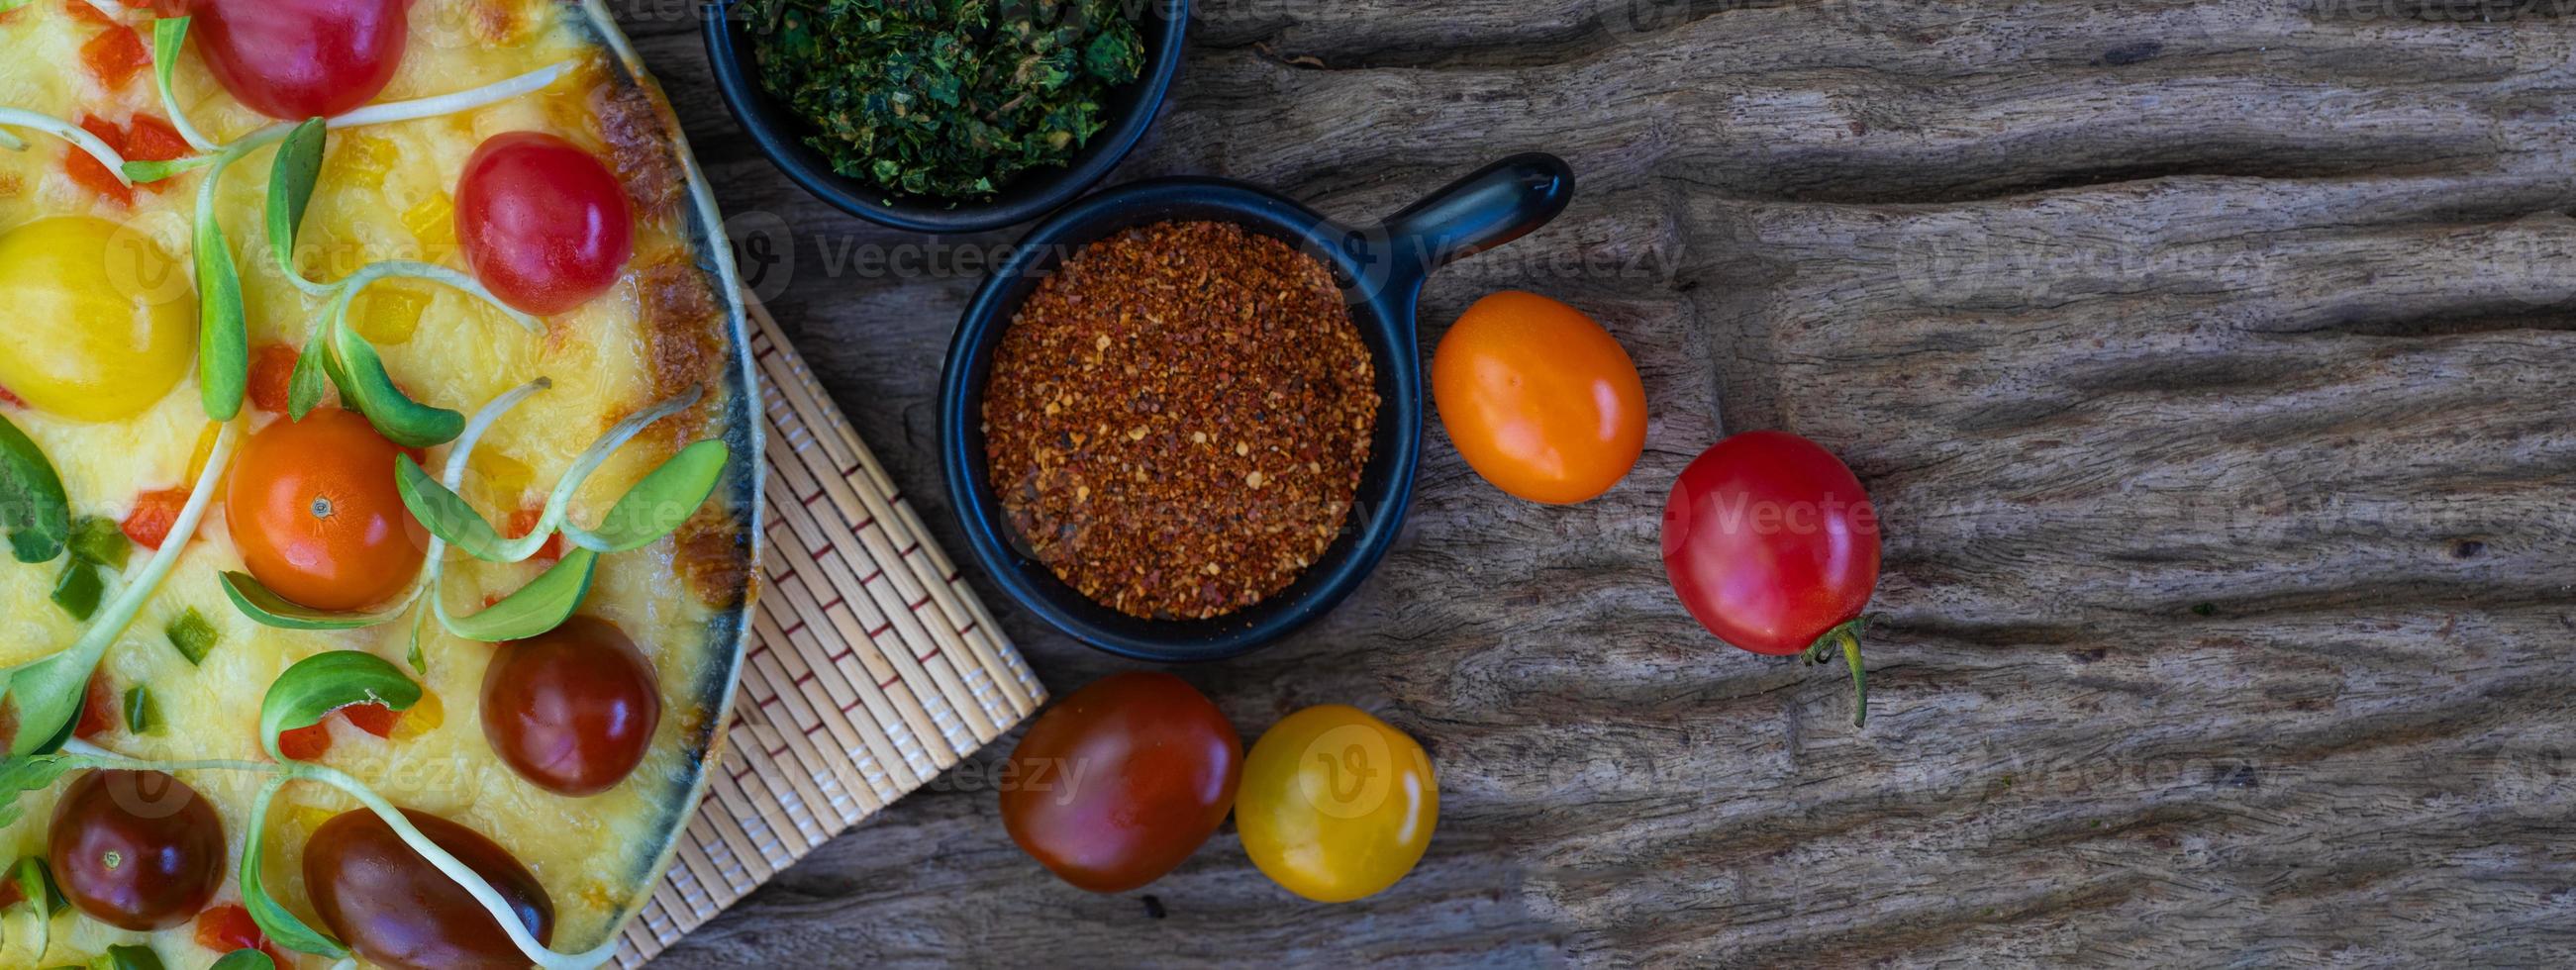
[1661,431,1882,725]
[192,0,411,119]
[1000,672,1241,893]
[456,132,635,316]
[226,407,426,612]
[1431,291,1646,504]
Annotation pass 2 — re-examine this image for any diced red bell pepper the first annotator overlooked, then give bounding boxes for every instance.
[79,23,149,90]
[507,506,564,562]
[196,903,294,966]
[66,114,131,206]
[248,343,301,414]
[73,667,116,741]
[342,702,401,738]
[122,488,190,550]
[276,722,332,761]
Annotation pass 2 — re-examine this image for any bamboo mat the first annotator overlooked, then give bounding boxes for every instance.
[611,299,1048,966]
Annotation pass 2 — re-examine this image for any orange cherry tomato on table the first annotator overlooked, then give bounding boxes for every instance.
[1000,672,1241,893]
[192,0,411,119]
[1661,431,1882,725]
[456,133,635,316]
[1236,705,1438,903]
[1431,291,1647,504]
[226,407,427,612]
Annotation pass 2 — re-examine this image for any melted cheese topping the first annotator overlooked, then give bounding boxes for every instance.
[0,3,738,965]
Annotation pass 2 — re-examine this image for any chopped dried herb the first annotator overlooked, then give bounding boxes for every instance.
[741,0,1147,200]
[983,221,1379,620]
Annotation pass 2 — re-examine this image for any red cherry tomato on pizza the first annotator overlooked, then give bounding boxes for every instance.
[480,617,663,797]
[1661,431,1882,726]
[455,133,634,316]
[226,407,426,612]
[1000,672,1241,893]
[50,769,226,931]
[191,0,411,119]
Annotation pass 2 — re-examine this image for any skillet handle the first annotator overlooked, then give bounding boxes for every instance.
[1371,152,1576,281]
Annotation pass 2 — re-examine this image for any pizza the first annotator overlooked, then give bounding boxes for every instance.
[0,0,758,966]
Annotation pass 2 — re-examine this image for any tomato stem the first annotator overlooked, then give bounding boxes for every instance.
[1802,618,1871,728]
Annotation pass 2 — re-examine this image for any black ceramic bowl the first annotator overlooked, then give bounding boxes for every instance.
[941,154,1577,662]
[702,0,1192,235]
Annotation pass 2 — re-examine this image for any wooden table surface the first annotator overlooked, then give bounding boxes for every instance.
[617,2,2576,966]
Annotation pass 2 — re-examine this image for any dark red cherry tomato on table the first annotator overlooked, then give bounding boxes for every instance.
[480,616,663,797]
[48,769,227,931]
[192,0,410,119]
[226,407,427,612]
[1661,430,1882,725]
[456,133,634,316]
[305,808,555,970]
[1001,672,1241,893]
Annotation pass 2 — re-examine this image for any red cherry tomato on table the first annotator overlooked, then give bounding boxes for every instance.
[49,769,227,931]
[1001,672,1241,893]
[226,407,428,612]
[305,808,555,970]
[192,0,411,119]
[1661,431,1882,725]
[456,133,635,316]
[480,617,663,797]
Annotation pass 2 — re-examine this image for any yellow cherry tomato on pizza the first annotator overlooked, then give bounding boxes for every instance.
[1236,705,1437,903]
[1431,291,1646,504]
[0,218,193,422]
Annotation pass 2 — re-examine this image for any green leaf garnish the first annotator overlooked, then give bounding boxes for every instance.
[286,340,328,420]
[327,315,462,447]
[221,571,415,631]
[258,650,421,761]
[404,385,705,563]
[3,422,237,757]
[49,562,102,621]
[122,685,160,735]
[99,941,167,970]
[562,439,731,553]
[0,756,78,828]
[393,454,506,559]
[437,548,598,642]
[164,607,218,665]
[65,517,129,571]
[264,118,327,288]
[195,171,249,423]
[0,413,69,564]
[0,854,50,966]
[208,951,276,970]
[240,776,348,957]
[149,17,217,153]
[121,155,213,183]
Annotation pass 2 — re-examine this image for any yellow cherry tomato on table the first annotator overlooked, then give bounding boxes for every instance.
[1237,705,1437,903]
[0,217,194,422]
[1430,290,1646,504]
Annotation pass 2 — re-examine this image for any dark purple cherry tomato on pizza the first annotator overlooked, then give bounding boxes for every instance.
[1661,430,1882,726]
[456,132,634,316]
[49,769,227,930]
[1000,672,1241,893]
[192,0,411,119]
[305,808,555,970]
[480,616,663,797]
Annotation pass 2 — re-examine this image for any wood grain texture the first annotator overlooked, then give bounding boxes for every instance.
[607,1,2576,965]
